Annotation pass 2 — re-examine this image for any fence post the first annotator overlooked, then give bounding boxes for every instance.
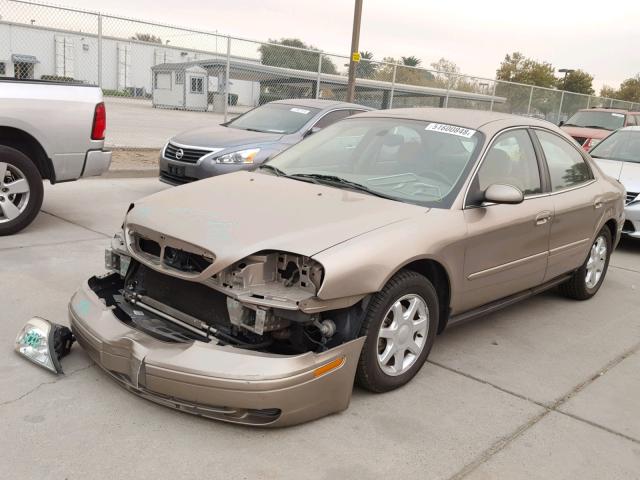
[444,76,451,108]
[609,98,613,108]
[557,90,565,124]
[527,85,534,115]
[97,13,102,88]
[315,52,322,99]
[490,82,497,111]
[223,36,231,122]
[586,95,591,109]
[389,63,397,108]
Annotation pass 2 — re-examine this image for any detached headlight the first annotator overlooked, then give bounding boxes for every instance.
[214,148,260,164]
[15,317,74,374]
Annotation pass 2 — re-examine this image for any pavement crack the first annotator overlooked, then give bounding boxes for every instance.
[440,340,640,479]
[0,363,95,409]
[0,236,107,252]
[40,210,110,238]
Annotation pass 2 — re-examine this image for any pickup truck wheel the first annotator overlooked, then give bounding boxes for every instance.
[559,226,612,300]
[0,146,44,236]
[356,270,438,393]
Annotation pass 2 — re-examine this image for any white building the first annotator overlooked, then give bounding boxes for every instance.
[0,21,261,107]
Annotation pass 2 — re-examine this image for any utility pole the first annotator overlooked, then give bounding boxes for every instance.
[346,0,363,102]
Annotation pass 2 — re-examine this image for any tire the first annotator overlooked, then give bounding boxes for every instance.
[0,145,44,236]
[356,270,439,392]
[559,226,612,300]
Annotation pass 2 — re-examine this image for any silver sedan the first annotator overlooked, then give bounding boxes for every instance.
[590,126,640,238]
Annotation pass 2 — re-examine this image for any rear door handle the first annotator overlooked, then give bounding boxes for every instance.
[535,211,553,226]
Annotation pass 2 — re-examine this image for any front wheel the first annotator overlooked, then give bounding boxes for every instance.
[356,270,438,392]
[560,226,612,300]
[0,146,44,236]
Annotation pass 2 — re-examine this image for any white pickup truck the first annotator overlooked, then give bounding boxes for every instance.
[0,78,112,235]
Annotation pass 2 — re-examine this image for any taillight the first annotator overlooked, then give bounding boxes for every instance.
[91,102,106,140]
[583,138,600,152]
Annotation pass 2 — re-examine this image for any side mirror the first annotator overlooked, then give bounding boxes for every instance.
[304,126,322,137]
[484,184,524,205]
[558,120,565,127]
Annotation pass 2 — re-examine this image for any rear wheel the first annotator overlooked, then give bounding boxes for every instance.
[0,146,44,236]
[356,270,438,392]
[560,226,612,300]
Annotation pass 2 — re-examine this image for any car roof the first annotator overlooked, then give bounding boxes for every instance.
[270,98,373,110]
[355,107,554,130]
[578,108,629,114]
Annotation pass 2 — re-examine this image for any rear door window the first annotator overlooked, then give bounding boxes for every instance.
[314,110,352,129]
[536,130,592,191]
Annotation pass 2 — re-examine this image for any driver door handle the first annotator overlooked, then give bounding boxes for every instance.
[535,211,553,226]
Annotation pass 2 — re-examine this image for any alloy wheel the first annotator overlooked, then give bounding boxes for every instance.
[585,235,607,289]
[376,294,429,376]
[0,162,31,224]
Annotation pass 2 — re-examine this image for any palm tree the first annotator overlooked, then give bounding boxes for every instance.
[355,51,377,79]
[401,56,421,67]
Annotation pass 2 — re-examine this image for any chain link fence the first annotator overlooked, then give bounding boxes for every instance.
[2,0,639,125]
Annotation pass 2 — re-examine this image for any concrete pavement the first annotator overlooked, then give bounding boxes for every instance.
[0,177,639,479]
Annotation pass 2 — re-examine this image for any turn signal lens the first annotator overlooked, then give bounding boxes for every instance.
[313,357,345,377]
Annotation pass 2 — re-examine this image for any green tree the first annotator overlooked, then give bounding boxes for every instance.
[617,75,640,103]
[355,51,377,79]
[258,38,337,74]
[558,69,594,95]
[600,85,618,99]
[132,33,162,44]
[401,56,421,67]
[496,52,556,88]
[376,57,434,86]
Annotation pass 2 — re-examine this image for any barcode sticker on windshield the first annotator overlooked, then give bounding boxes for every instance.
[425,123,476,138]
[612,113,624,117]
[290,108,310,114]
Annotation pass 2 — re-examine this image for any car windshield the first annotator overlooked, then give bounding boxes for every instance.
[226,103,321,134]
[564,111,626,130]
[263,117,483,208]
[590,130,640,163]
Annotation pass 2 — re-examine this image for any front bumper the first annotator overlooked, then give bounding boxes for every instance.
[623,202,640,239]
[159,155,250,185]
[69,281,365,427]
[82,149,112,177]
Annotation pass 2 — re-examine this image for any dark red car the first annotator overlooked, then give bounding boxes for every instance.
[561,108,640,151]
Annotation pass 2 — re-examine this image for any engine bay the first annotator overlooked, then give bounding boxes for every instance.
[95,250,366,355]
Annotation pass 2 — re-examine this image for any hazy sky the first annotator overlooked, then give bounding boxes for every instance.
[57,0,639,90]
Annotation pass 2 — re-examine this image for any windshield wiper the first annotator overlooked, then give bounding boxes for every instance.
[257,164,287,176]
[562,123,578,127]
[289,174,398,200]
[243,127,269,133]
[583,125,610,130]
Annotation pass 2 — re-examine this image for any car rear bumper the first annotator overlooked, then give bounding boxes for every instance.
[82,149,112,177]
[69,281,364,427]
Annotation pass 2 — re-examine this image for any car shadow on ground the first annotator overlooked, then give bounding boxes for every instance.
[617,236,640,253]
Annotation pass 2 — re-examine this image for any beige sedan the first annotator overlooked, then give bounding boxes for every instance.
[69,108,625,426]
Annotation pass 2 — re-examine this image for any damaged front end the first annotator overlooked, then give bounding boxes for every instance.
[70,227,368,426]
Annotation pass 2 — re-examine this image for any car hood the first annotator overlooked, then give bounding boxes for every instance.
[595,158,640,193]
[127,172,427,272]
[172,125,284,149]
[561,126,611,140]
